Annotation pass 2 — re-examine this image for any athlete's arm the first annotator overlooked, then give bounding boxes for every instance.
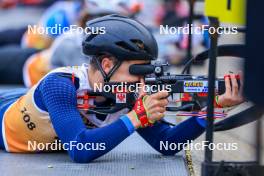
[136,73,244,155]
[137,117,204,155]
[38,73,135,163]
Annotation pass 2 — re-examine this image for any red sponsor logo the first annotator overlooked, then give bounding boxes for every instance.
[116,93,126,103]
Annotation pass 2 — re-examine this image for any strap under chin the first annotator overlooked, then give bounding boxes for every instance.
[94,57,122,82]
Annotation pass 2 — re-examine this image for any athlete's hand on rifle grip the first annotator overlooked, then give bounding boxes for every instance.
[217,72,244,107]
[127,78,169,129]
[144,90,169,121]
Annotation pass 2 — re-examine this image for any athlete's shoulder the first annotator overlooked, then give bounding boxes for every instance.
[34,72,78,109]
[36,65,90,94]
[39,72,77,93]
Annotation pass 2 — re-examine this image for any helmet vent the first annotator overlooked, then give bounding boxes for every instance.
[131,39,148,53]
[110,14,128,19]
[85,33,98,42]
[116,41,136,52]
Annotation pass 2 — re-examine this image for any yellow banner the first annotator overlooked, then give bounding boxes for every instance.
[205,0,246,25]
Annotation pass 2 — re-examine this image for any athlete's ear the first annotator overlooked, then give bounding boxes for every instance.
[101,57,114,74]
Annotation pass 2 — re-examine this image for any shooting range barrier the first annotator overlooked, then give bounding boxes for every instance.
[200,0,264,175]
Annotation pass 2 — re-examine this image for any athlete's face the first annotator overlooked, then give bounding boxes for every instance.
[101,58,148,83]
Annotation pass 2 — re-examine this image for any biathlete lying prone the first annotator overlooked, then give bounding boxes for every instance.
[0,15,243,162]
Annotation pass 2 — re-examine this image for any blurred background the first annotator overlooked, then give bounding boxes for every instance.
[0,0,262,175]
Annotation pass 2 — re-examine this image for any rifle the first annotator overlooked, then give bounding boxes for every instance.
[132,62,235,95]
[79,45,242,116]
[78,44,263,132]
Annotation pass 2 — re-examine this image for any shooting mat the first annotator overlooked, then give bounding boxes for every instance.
[0,133,189,176]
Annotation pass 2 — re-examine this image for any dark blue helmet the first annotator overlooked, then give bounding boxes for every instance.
[82,14,158,61]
